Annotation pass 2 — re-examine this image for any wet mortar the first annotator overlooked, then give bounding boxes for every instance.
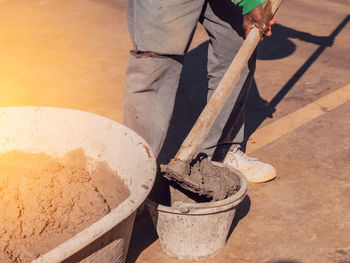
[165,156,241,204]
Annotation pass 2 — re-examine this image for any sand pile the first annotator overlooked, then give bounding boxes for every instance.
[0,149,130,262]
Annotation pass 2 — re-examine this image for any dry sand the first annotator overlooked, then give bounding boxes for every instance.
[0,149,129,262]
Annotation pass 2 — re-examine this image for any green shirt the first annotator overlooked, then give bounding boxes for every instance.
[232,0,265,15]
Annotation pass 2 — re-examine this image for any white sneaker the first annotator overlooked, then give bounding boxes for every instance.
[223,148,276,183]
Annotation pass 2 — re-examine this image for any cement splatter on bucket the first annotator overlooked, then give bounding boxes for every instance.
[0,107,156,263]
[146,163,247,261]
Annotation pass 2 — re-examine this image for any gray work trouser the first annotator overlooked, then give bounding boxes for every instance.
[124,0,256,162]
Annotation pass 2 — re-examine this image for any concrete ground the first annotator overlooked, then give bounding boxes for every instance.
[0,0,349,262]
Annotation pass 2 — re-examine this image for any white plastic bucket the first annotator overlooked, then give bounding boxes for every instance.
[146,164,247,261]
[0,106,156,263]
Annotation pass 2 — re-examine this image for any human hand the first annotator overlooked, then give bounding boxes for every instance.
[243,4,276,39]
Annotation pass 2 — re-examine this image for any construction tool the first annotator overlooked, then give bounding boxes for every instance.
[161,0,284,201]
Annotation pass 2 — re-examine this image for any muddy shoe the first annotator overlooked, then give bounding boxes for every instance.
[223,148,276,183]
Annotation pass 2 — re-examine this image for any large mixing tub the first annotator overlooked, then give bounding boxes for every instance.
[0,107,156,263]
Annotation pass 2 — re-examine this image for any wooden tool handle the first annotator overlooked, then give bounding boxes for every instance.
[175,0,283,162]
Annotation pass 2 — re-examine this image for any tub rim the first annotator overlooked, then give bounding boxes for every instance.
[0,106,157,263]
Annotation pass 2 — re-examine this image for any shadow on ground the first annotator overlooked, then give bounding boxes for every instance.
[227,195,251,240]
[244,17,348,147]
[126,209,158,263]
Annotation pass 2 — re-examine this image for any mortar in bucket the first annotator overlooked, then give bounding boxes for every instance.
[0,106,156,263]
[146,164,247,261]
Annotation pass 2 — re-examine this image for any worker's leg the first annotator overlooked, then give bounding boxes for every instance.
[124,53,183,158]
[198,0,256,161]
[124,0,205,157]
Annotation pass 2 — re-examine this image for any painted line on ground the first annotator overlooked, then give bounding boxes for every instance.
[247,83,350,153]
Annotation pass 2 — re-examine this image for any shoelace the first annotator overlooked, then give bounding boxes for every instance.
[228,148,258,170]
